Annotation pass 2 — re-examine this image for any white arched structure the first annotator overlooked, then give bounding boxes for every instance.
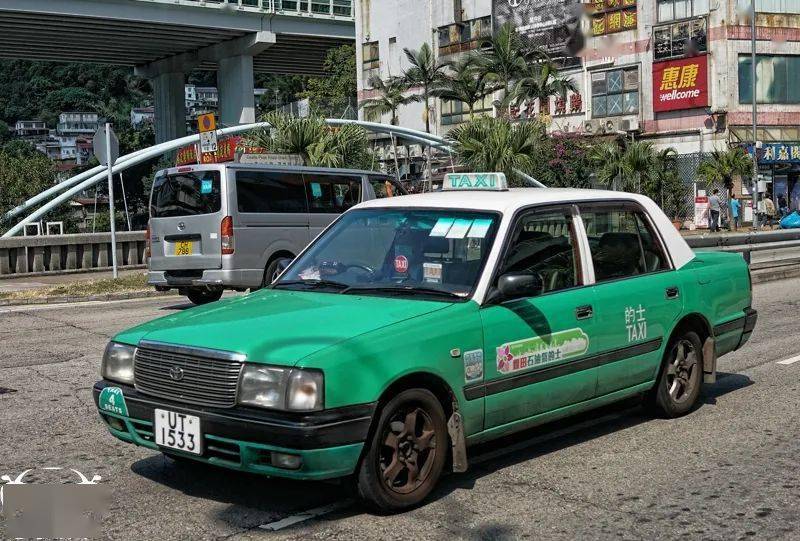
[2,119,544,238]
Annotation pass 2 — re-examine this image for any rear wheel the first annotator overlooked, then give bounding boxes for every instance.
[648,330,703,418]
[186,287,223,305]
[356,388,448,512]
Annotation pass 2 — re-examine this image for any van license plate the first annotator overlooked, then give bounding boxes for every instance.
[175,241,193,256]
[155,409,202,455]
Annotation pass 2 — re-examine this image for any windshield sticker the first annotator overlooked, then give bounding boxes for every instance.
[467,219,493,239]
[394,255,409,273]
[423,262,442,283]
[311,182,323,198]
[625,304,647,342]
[299,267,321,281]
[496,328,589,375]
[463,349,484,383]
[200,179,213,194]
[430,218,455,237]
[446,219,473,239]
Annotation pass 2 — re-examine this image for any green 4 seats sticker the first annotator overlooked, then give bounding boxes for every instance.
[497,328,589,374]
[99,386,129,417]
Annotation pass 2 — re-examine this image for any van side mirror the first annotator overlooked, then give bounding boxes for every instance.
[497,273,543,300]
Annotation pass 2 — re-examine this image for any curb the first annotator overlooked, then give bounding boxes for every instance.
[751,265,800,285]
[0,289,180,307]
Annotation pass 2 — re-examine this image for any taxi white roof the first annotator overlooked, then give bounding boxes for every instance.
[355,187,696,270]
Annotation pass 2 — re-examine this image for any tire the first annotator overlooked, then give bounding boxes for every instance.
[186,287,223,305]
[356,388,448,512]
[252,258,288,292]
[647,330,704,418]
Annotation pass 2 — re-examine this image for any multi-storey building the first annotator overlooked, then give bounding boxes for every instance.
[57,112,102,136]
[356,0,800,213]
[13,120,48,140]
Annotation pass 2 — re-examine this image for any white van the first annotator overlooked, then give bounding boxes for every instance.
[147,163,406,304]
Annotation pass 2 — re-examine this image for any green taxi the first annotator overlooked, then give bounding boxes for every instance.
[94,173,757,511]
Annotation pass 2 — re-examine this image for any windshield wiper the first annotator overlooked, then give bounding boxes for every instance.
[341,285,465,300]
[273,279,350,291]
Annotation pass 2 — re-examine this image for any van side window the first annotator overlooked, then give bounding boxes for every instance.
[499,209,580,294]
[236,172,307,213]
[305,175,362,213]
[580,207,670,282]
[371,178,404,198]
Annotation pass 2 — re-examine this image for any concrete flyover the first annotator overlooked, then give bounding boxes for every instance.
[0,0,354,141]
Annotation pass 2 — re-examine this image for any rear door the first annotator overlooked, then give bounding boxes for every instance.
[303,173,363,239]
[149,168,225,271]
[232,169,310,274]
[579,203,684,396]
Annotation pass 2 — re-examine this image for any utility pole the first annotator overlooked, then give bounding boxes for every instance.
[751,0,760,230]
[105,123,118,278]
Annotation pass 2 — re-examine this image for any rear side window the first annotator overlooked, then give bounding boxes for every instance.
[236,171,307,213]
[305,175,362,213]
[580,206,670,282]
[151,171,221,218]
[371,178,405,198]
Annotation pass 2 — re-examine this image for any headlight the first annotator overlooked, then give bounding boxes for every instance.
[101,342,136,385]
[238,365,323,411]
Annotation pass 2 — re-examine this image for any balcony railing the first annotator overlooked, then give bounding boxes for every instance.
[131,0,353,19]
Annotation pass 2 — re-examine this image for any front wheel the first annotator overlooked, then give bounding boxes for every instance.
[356,388,448,512]
[186,287,223,305]
[647,330,703,418]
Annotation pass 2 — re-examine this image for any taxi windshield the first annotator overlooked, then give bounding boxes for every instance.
[275,208,500,299]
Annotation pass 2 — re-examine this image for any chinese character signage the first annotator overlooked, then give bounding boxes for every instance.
[591,0,637,36]
[745,143,800,164]
[652,56,708,113]
[175,136,268,166]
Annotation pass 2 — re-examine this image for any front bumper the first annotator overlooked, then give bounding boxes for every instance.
[147,269,262,289]
[93,380,374,480]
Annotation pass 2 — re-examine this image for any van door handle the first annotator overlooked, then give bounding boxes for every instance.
[575,305,593,320]
[665,286,680,299]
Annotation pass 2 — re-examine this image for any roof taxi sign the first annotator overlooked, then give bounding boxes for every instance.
[443,173,508,191]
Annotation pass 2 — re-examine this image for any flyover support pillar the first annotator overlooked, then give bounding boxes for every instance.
[152,71,187,144]
[219,54,256,127]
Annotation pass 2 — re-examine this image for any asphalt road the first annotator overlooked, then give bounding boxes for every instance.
[1,279,799,540]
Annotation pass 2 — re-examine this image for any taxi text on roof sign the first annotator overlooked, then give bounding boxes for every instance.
[443,173,508,191]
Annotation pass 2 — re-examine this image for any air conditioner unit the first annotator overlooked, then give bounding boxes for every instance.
[583,120,598,135]
[603,118,621,134]
[621,118,641,133]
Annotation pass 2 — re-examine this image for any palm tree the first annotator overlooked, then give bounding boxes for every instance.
[589,141,626,189]
[359,75,415,126]
[475,22,536,110]
[620,141,657,194]
[697,147,753,196]
[446,116,546,186]
[512,59,576,117]
[402,42,448,133]
[434,54,493,121]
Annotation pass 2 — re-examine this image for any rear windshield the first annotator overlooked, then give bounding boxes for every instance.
[150,171,222,218]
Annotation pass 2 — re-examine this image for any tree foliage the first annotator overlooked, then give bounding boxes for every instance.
[697,147,753,194]
[403,43,448,133]
[360,75,418,125]
[302,45,357,117]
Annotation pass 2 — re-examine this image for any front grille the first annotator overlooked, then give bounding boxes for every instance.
[134,345,244,408]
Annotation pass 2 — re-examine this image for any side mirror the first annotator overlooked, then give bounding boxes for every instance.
[497,272,543,300]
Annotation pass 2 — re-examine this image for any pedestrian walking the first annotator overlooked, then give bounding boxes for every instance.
[730,194,741,230]
[764,194,777,228]
[708,189,721,232]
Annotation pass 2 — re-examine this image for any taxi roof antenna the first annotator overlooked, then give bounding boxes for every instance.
[514,169,547,188]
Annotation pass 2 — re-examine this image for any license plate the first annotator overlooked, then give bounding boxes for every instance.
[174,241,193,256]
[154,409,202,455]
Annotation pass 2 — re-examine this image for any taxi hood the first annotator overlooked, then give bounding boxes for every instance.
[114,290,452,365]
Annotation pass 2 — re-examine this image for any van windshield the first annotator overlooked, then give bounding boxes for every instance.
[274,208,500,299]
[151,171,222,218]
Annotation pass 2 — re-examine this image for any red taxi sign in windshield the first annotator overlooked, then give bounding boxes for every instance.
[443,172,508,191]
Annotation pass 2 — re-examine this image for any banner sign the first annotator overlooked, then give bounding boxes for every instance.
[492,0,581,67]
[590,0,638,36]
[175,136,267,166]
[744,142,800,164]
[652,56,709,113]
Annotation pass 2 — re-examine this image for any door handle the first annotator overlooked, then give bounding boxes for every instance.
[665,286,680,300]
[575,305,594,320]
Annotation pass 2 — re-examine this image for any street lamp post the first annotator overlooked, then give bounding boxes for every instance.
[751,0,760,230]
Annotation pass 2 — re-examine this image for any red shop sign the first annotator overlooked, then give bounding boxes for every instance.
[652,56,709,113]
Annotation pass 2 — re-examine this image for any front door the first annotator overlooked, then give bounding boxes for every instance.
[579,204,684,396]
[479,206,598,429]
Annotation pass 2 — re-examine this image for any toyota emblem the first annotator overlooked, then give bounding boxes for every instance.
[169,366,184,381]
[177,222,186,231]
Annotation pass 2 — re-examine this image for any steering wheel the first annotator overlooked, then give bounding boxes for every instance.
[319,261,375,277]
[344,263,376,276]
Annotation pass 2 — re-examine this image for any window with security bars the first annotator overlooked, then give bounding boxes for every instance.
[362,41,379,70]
[653,18,707,60]
[657,0,709,22]
[591,67,639,118]
[437,17,491,56]
[441,96,493,126]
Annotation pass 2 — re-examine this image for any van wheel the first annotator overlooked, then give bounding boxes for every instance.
[186,288,223,305]
[356,388,448,512]
[647,330,703,418]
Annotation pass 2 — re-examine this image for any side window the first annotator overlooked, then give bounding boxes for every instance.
[235,171,306,213]
[371,178,404,198]
[580,207,669,282]
[500,209,580,294]
[305,175,362,213]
